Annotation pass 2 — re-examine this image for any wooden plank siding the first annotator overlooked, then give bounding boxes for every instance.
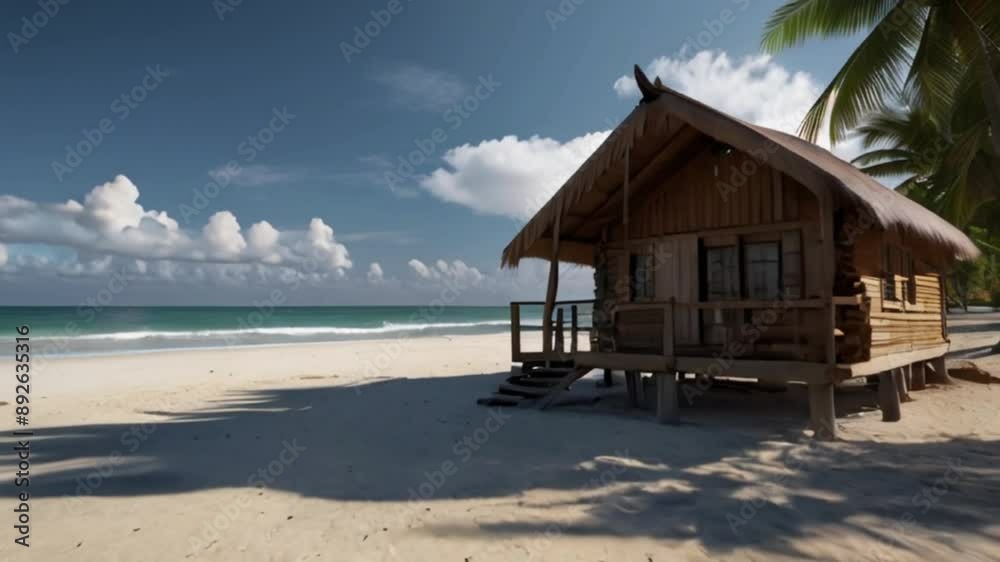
[597,143,830,362]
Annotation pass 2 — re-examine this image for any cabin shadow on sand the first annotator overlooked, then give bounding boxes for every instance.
[10,372,1000,559]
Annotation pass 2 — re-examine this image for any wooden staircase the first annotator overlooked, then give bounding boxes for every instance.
[477,362,593,409]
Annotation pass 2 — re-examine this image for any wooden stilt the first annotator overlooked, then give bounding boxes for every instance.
[808,383,836,440]
[656,372,680,424]
[879,371,901,422]
[910,361,926,391]
[926,356,953,385]
[895,366,911,402]
[625,371,640,408]
[602,369,613,387]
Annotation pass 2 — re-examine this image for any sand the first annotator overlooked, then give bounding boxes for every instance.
[2,316,1000,561]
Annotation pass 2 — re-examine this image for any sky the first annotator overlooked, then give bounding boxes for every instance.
[0,0,868,305]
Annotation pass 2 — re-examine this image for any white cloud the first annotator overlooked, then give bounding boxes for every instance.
[616,51,864,161]
[0,243,6,267]
[418,51,868,223]
[407,258,485,287]
[372,63,467,112]
[202,211,247,259]
[246,220,281,263]
[0,174,353,277]
[408,258,434,280]
[366,262,384,284]
[218,164,308,188]
[419,132,610,220]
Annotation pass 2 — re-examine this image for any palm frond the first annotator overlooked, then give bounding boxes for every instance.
[905,7,962,124]
[857,159,922,178]
[761,0,901,52]
[851,148,917,166]
[795,3,925,143]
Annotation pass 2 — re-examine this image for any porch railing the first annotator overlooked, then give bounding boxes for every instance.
[511,296,862,365]
[510,299,595,362]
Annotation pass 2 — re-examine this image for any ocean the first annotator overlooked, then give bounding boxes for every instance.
[1,306,549,357]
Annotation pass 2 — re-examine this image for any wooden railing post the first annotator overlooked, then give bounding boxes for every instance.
[510,303,521,362]
[662,302,674,357]
[542,213,561,354]
[555,308,565,353]
[570,305,578,353]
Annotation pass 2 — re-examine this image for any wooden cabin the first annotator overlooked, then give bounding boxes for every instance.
[489,67,980,439]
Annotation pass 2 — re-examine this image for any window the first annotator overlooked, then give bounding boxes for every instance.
[781,231,802,299]
[704,246,739,300]
[701,231,802,302]
[744,242,781,299]
[883,246,897,301]
[629,253,655,301]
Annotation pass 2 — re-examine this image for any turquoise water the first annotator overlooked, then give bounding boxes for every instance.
[0,306,547,357]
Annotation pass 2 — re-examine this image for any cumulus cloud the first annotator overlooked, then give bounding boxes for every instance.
[418,51,867,222]
[0,174,352,276]
[615,51,864,160]
[419,132,610,220]
[407,258,485,287]
[366,262,384,284]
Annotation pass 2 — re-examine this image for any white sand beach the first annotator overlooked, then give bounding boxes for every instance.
[3,316,1000,562]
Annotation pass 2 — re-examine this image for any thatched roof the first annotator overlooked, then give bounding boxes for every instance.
[502,66,980,268]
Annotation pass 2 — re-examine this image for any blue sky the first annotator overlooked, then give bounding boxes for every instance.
[0,0,865,305]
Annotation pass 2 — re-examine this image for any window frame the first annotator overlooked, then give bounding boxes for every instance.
[628,251,656,303]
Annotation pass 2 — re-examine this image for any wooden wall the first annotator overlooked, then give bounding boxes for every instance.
[856,274,946,358]
[596,144,830,361]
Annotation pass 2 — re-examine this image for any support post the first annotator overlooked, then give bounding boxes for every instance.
[625,370,640,408]
[554,308,565,354]
[542,213,561,354]
[510,303,521,362]
[878,371,902,422]
[895,366,911,403]
[603,369,613,387]
[656,372,680,425]
[926,356,953,385]
[662,302,674,357]
[570,305,578,353]
[910,361,926,391]
[808,383,836,440]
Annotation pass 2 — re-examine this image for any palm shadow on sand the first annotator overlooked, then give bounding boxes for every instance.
[8,371,1000,559]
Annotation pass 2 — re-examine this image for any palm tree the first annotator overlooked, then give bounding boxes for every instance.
[852,106,1000,311]
[850,105,997,225]
[761,0,1000,154]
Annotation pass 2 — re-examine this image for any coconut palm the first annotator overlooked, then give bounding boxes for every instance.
[850,104,997,225]
[761,0,1000,154]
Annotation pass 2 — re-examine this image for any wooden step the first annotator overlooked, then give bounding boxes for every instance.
[506,375,563,388]
[476,394,526,407]
[498,383,551,398]
[522,367,575,378]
